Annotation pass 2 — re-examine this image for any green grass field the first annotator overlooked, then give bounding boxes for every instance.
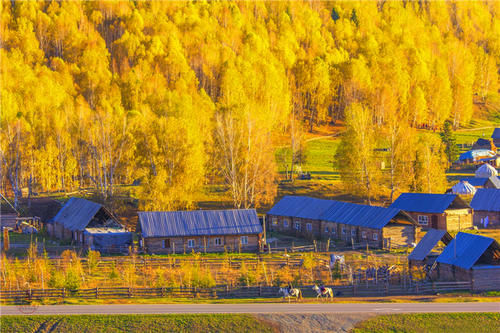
[352,313,500,333]
[0,314,277,333]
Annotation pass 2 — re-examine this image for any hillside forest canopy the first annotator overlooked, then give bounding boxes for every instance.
[1,0,499,210]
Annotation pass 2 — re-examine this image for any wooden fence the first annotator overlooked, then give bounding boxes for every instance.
[47,256,329,270]
[0,281,475,301]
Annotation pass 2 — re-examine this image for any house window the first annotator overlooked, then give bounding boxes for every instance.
[362,231,367,239]
[418,215,429,226]
[272,218,278,225]
[306,223,312,232]
[373,233,378,241]
[342,227,346,235]
[283,219,289,228]
[331,227,336,234]
[162,239,170,249]
[294,221,301,231]
[325,226,329,233]
[351,229,356,236]
[215,238,222,246]
[187,239,195,248]
[241,236,248,245]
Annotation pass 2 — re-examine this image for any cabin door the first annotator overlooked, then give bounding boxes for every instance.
[431,215,438,229]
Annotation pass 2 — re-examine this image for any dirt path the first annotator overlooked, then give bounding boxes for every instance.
[256,313,375,333]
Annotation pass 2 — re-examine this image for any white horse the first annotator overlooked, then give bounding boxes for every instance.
[312,285,334,300]
[278,287,302,302]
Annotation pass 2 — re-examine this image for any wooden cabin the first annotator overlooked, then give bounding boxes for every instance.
[0,203,18,230]
[433,232,500,291]
[389,193,472,231]
[49,197,132,252]
[492,128,500,147]
[137,209,263,254]
[470,189,500,228]
[267,196,419,248]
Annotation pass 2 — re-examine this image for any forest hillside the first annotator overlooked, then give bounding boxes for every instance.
[1,0,499,211]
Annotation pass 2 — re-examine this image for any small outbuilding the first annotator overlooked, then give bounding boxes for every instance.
[434,232,500,291]
[472,138,496,151]
[470,188,500,228]
[389,193,472,231]
[0,203,18,230]
[49,197,132,252]
[492,128,500,147]
[408,229,452,268]
[137,209,263,254]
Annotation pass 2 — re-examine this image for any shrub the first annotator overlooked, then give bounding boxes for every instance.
[48,270,65,288]
[64,269,81,290]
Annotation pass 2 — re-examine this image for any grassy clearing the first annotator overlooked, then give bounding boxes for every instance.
[303,138,340,182]
[454,127,495,146]
[352,313,500,333]
[0,314,277,333]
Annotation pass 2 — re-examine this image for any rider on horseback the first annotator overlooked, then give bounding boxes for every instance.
[287,282,293,294]
[320,283,326,294]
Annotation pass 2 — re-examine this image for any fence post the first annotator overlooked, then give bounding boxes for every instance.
[62,288,66,299]
[432,282,436,293]
[161,287,165,297]
[129,287,132,298]
[259,285,262,297]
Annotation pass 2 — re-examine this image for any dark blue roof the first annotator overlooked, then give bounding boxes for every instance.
[436,232,495,269]
[138,209,262,238]
[389,193,462,214]
[408,229,450,261]
[470,189,500,212]
[52,197,102,231]
[267,196,335,220]
[460,177,487,187]
[461,176,500,188]
[319,202,406,230]
[492,128,500,139]
[268,196,413,230]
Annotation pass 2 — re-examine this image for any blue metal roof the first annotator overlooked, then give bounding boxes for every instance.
[492,128,500,139]
[408,229,450,261]
[319,201,406,229]
[470,189,500,212]
[84,230,133,249]
[267,196,335,220]
[466,176,500,188]
[459,149,496,161]
[52,197,102,231]
[436,232,495,269]
[138,209,262,238]
[268,196,412,230]
[389,193,461,214]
